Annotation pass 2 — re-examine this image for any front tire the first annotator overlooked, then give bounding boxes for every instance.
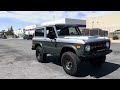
[90,56,106,67]
[61,52,81,76]
[36,46,47,63]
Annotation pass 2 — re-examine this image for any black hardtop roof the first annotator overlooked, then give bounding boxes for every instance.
[36,24,84,28]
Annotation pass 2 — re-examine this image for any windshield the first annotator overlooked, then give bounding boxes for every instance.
[55,25,81,36]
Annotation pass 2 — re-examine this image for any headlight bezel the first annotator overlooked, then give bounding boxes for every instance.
[106,42,110,48]
[85,44,91,52]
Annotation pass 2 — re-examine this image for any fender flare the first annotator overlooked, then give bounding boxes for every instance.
[61,45,80,57]
[35,43,42,49]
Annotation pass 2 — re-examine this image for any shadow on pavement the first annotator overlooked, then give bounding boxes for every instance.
[76,62,120,78]
[45,56,120,78]
[45,55,61,66]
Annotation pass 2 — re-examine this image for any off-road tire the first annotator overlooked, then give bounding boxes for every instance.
[36,46,47,63]
[61,51,81,76]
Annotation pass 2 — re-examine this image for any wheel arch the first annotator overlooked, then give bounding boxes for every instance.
[35,43,42,50]
[60,45,79,58]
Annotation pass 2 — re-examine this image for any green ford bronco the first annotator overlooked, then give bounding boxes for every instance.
[32,24,112,76]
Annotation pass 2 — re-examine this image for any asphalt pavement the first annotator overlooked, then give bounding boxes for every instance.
[0,39,120,79]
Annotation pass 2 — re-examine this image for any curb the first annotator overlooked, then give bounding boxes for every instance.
[110,40,120,43]
[7,38,23,40]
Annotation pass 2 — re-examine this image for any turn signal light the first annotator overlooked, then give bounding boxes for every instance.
[76,45,81,49]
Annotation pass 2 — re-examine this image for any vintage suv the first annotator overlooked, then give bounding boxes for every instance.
[32,24,112,76]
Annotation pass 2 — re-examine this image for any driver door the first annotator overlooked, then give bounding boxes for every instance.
[44,26,58,55]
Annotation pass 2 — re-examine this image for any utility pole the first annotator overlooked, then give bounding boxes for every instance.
[90,21,94,36]
[92,21,94,29]
[97,22,99,36]
[89,29,90,36]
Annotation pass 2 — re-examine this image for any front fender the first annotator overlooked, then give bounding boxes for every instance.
[62,45,80,57]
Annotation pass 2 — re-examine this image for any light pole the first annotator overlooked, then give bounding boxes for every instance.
[92,21,94,29]
[97,21,99,36]
[90,21,94,36]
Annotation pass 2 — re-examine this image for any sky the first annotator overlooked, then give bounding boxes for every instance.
[0,11,120,31]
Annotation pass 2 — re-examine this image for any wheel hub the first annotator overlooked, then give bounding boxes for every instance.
[37,51,41,59]
[66,60,73,70]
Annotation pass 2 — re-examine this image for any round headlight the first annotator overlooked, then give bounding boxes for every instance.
[85,45,91,52]
[106,42,110,48]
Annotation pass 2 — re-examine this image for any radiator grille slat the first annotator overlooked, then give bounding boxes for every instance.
[90,41,106,53]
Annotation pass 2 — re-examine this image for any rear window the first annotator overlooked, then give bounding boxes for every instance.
[35,28,44,37]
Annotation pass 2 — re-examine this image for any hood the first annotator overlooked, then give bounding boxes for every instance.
[63,36,109,42]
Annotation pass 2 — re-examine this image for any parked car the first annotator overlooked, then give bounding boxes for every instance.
[23,35,33,40]
[27,35,33,40]
[1,35,7,39]
[23,35,28,39]
[32,24,112,76]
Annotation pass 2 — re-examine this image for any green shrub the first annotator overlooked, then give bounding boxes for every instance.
[112,35,119,40]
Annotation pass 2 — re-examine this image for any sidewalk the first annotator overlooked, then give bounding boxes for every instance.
[7,37,23,40]
[110,38,120,43]
[17,37,23,39]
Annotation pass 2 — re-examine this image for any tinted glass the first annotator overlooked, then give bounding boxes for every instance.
[56,26,80,36]
[35,28,44,36]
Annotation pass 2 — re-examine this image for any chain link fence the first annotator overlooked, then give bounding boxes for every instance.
[81,28,108,37]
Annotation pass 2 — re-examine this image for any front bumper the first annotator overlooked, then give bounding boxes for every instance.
[81,49,112,59]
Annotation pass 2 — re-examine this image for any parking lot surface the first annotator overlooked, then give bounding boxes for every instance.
[0,39,120,79]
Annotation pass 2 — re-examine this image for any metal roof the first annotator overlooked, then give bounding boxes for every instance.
[40,18,86,26]
[36,24,86,28]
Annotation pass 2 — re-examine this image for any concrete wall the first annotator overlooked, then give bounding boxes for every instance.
[41,18,86,26]
[65,18,86,25]
[87,13,120,33]
[41,19,66,26]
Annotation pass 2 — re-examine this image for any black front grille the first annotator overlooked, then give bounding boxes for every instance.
[90,41,107,54]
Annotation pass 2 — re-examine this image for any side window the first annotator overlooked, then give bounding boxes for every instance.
[46,27,56,38]
[56,26,80,36]
[35,28,44,37]
[58,27,69,36]
[69,27,78,35]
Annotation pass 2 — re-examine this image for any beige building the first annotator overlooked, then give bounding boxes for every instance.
[86,13,120,33]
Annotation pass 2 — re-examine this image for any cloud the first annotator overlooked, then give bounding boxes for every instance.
[82,11,120,18]
[0,11,86,23]
[5,11,66,23]
[0,11,120,24]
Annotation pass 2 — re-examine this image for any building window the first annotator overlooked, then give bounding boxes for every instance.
[35,28,44,37]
